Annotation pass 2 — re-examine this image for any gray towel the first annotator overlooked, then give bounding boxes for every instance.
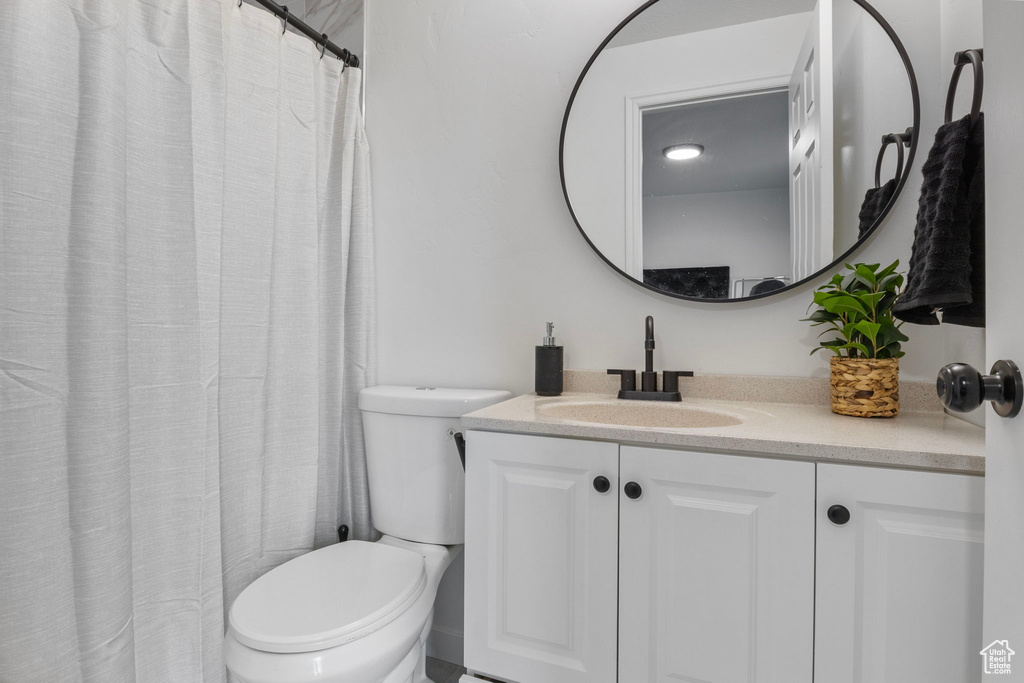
[893,114,985,327]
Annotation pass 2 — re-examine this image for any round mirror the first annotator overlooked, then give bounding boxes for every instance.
[560,0,920,301]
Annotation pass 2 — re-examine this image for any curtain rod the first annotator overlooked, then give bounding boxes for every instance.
[245,0,360,68]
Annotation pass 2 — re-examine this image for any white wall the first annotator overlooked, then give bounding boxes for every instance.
[366,0,981,394]
[365,0,986,661]
[642,188,790,282]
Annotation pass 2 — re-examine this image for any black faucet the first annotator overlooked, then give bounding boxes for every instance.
[608,315,692,401]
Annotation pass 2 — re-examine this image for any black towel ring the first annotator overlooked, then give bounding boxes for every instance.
[944,48,984,126]
[874,127,913,188]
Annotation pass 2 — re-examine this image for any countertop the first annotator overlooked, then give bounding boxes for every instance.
[461,392,985,474]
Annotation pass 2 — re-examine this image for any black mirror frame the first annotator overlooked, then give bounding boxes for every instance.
[558,0,921,303]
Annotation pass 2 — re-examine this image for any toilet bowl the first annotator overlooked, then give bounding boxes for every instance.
[224,537,455,683]
[224,386,511,683]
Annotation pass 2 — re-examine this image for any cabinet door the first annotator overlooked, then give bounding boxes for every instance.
[815,464,984,683]
[619,446,815,683]
[464,431,618,683]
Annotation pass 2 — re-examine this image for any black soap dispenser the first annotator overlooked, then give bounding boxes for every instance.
[535,322,563,396]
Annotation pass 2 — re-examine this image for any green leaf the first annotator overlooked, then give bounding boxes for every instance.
[855,264,878,287]
[822,295,868,318]
[878,273,904,293]
[813,290,837,306]
[876,260,900,281]
[801,309,840,324]
[877,319,899,347]
[812,340,846,356]
[841,272,863,292]
[854,321,881,346]
[876,291,899,316]
[855,291,886,311]
[840,342,872,357]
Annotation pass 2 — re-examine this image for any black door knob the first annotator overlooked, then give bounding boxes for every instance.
[827,504,851,525]
[937,360,1023,418]
[593,476,610,493]
[624,481,643,499]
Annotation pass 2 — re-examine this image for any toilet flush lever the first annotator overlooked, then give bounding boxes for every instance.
[448,429,467,470]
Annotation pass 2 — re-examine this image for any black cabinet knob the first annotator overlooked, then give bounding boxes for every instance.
[937,360,1022,418]
[827,504,851,525]
[593,476,610,493]
[624,481,643,499]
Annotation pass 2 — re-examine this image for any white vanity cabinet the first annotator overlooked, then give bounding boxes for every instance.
[464,430,984,683]
[618,446,815,683]
[464,432,815,683]
[814,463,985,683]
[463,431,619,683]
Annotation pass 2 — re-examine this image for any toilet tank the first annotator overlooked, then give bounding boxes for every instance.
[359,386,511,545]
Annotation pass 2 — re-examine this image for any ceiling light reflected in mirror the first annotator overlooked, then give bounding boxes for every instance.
[663,144,705,161]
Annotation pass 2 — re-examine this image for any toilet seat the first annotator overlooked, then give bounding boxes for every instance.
[228,541,426,654]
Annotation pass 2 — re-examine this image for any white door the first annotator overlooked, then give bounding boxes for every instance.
[815,464,985,683]
[618,446,815,683]
[982,1,1024,673]
[463,431,618,683]
[789,0,835,282]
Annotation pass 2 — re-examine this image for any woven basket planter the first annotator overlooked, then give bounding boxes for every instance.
[829,357,899,418]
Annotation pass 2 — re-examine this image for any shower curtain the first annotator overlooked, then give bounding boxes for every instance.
[0,1,375,681]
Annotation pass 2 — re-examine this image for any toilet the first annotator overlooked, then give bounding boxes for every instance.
[224,385,511,683]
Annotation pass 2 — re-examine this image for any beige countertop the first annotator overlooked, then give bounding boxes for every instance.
[461,390,986,474]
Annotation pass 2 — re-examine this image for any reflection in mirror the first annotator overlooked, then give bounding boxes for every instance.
[561,0,918,300]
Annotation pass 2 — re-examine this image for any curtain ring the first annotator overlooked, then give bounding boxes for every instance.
[280,6,289,35]
[319,33,329,60]
[237,0,243,7]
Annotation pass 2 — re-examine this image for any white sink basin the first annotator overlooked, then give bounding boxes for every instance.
[537,400,742,429]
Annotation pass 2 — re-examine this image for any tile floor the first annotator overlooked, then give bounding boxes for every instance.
[425,656,467,683]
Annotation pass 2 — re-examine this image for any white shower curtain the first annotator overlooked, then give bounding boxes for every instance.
[0,1,375,681]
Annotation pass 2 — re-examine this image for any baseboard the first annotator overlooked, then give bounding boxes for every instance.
[426,624,464,666]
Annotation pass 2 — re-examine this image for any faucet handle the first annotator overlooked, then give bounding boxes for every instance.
[662,371,694,394]
[607,369,637,392]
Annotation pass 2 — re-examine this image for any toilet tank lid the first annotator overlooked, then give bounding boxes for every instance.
[359,385,512,418]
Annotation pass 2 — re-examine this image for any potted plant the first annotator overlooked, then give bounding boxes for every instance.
[803,260,909,417]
